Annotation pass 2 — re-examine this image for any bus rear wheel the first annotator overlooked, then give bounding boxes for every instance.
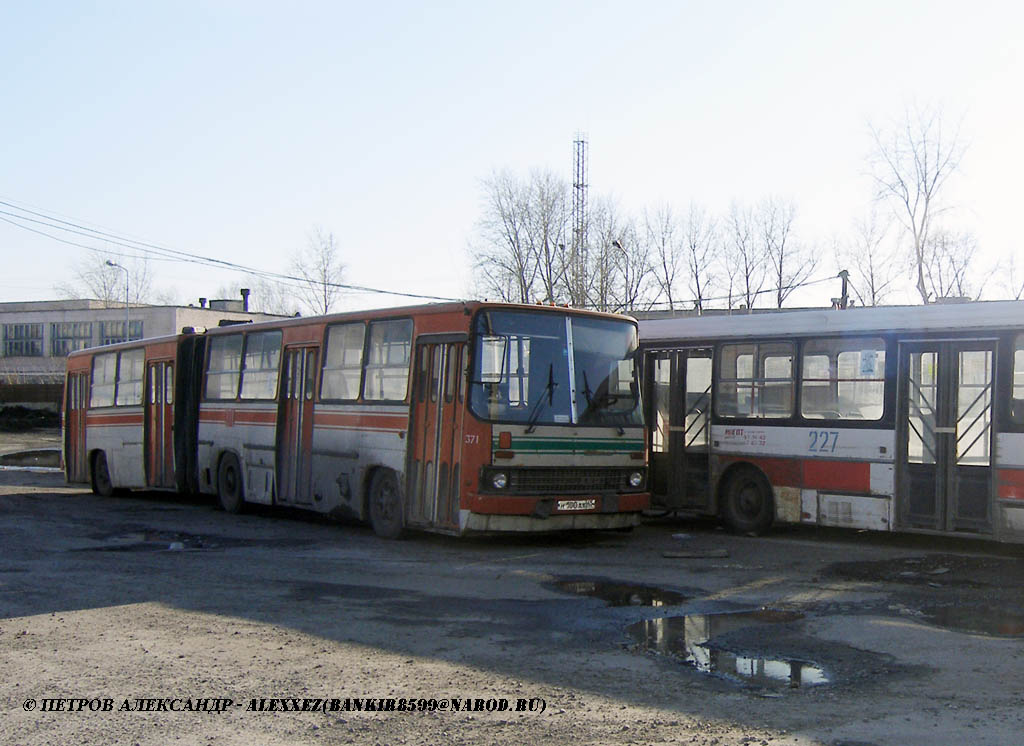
[91,452,114,497]
[368,470,405,539]
[721,467,774,535]
[217,453,245,513]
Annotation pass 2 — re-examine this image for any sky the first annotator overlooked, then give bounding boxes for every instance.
[2,0,1022,311]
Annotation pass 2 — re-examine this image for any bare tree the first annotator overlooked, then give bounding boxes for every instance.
[759,197,815,308]
[526,170,570,304]
[721,203,766,309]
[997,256,1024,300]
[643,205,682,311]
[836,210,904,306]
[586,198,651,312]
[607,224,654,313]
[55,253,154,307]
[291,227,346,316]
[869,104,966,303]
[682,202,718,313]
[921,229,989,301]
[472,169,569,304]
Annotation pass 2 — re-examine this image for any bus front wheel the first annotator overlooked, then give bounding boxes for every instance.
[368,470,405,539]
[721,467,774,535]
[217,453,245,513]
[91,452,114,497]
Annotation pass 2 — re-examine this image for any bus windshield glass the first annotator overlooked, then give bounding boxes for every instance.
[470,310,642,427]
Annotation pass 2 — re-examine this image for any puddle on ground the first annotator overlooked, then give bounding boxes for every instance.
[74,530,314,553]
[550,578,689,607]
[628,609,829,689]
[921,605,1024,637]
[76,531,212,552]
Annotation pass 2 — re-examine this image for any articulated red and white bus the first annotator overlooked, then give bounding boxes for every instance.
[64,302,649,537]
[638,300,1024,543]
[64,333,205,497]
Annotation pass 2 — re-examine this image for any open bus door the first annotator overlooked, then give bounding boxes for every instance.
[65,372,89,483]
[898,340,995,535]
[408,339,465,530]
[646,348,713,510]
[277,346,318,506]
[145,360,175,488]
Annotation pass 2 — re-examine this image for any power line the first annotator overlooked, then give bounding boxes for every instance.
[0,198,465,303]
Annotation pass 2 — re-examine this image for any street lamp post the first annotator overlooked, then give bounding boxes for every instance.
[106,260,129,342]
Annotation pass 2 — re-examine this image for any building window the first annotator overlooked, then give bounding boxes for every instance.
[3,324,43,357]
[51,322,94,357]
[100,320,143,346]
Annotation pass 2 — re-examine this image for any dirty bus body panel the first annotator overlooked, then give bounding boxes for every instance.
[638,300,1024,543]
[192,301,648,536]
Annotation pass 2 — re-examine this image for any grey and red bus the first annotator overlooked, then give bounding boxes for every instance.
[64,302,648,537]
[638,300,1024,543]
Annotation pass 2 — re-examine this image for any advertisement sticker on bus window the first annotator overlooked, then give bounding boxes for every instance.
[860,350,877,376]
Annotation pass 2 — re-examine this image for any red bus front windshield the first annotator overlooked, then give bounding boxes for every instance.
[469,309,642,428]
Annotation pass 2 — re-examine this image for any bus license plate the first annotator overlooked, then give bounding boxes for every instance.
[557,499,596,512]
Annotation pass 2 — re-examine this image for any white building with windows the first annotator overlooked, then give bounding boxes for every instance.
[0,294,287,410]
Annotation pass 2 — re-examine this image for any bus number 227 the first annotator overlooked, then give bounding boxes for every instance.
[808,431,839,453]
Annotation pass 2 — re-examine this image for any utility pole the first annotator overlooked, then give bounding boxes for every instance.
[106,260,130,341]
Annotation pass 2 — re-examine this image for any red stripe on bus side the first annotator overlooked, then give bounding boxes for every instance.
[314,412,407,431]
[200,409,277,425]
[802,460,871,492]
[86,413,144,426]
[997,469,1024,500]
[720,456,870,492]
[719,457,802,487]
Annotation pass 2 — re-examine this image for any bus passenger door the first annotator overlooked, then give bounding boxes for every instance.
[409,342,465,529]
[898,341,995,534]
[145,361,175,488]
[65,372,89,483]
[646,349,712,510]
[278,346,318,506]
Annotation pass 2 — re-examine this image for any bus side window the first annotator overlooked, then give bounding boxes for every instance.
[1012,337,1024,424]
[91,352,117,408]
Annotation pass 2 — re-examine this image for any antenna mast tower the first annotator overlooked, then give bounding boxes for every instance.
[572,134,588,305]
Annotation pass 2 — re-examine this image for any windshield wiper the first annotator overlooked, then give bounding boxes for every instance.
[525,363,556,434]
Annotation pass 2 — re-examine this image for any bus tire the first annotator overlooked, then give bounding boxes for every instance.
[721,466,773,535]
[368,469,405,539]
[91,452,114,497]
[217,453,245,514]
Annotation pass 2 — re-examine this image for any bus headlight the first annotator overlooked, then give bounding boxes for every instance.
[628,471,644,488]
[492,472,508,490]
